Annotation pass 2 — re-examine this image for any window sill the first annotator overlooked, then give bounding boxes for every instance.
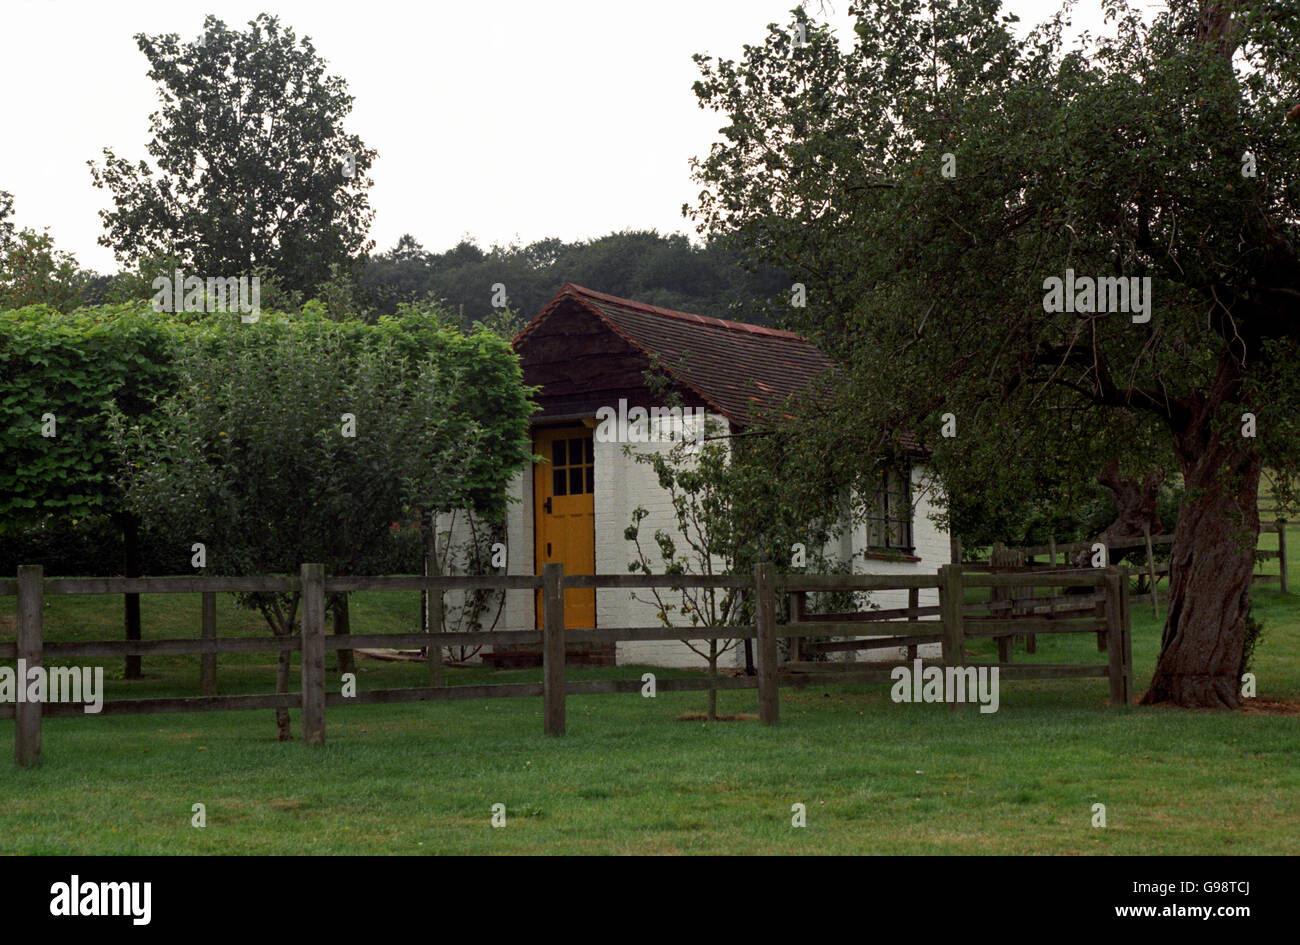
[863,550,921,563]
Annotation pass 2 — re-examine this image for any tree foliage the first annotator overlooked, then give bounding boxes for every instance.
[688,0,1300,706]
[0,192,100,313]
[89,14,375,296]
[0,304,177,530]
[110,308,533,737]
[624,403,846,718]
[112,310,533,581]
[0,191,14,250]
[355,230,790,326]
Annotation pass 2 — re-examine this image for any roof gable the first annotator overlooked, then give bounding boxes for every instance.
[514,284,834,428]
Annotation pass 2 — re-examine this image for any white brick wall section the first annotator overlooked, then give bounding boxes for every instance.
[597,415,747,669]
[497,426,952,669]
[503,466,532,633]
[428,502,525,658]
[432,469,532,662]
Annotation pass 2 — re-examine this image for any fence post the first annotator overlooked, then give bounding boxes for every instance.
[16,565,44,767]
[906,587,920,662]
[200,591,217,697]
[1278,519,1288,595]
[1104,568,1127,708]
[1094,557,1108,652]
[997,546,1019,664]
[1143,524,1159,619]
[788,591,805,663]
[300,564,326,746]
[426,583,445,688]
[542,563,566,735]
[1120,565,1134,700]
[989,543,1006,616]
[333,593,355,677]
[939,564,965,667]
[1042,533,1058,653]
[754,562,780,726]
[124,515,141,680]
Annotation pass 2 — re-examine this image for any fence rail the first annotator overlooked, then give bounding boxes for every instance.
[962,518,1289,627]
[786,564,1131,693]
[2,561,1134,765]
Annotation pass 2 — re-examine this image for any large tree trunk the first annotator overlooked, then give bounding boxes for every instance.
[1142,369,1260,708]
[1097,459,1164,541]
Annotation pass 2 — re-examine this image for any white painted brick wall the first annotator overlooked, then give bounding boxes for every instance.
[596,416,745,669]
[503,466,532,632]
[428,507,516,651]
[496,427,951,670]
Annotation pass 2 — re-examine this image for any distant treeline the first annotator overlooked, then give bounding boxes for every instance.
[3,218,790,331]
[354,230,791,328]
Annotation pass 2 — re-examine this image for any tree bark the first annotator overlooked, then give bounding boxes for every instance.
[274,639,292,740]
[1097,459,1164,541]
[263,593,299,741]
[707,647,718,721]
[1142,365,1260,708]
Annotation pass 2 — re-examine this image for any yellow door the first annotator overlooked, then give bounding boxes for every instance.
[534,426,596,629]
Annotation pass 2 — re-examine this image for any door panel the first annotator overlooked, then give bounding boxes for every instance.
[534,426,596,629]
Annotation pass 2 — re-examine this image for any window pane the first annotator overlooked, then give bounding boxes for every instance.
[569,467,583,494]
[569,439,584,467]
[552,439,567,466]
[584,437,594,464]
[553,469,566,496]
[586,466,595,494]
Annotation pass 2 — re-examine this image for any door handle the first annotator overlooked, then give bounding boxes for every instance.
[547,542,552,557]
[544,497,552,514]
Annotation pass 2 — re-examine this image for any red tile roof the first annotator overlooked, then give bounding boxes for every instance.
[514,284,835,428]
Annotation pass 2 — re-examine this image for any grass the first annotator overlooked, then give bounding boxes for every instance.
[0,530,1296,855]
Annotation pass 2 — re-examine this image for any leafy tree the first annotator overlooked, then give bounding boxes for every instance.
[624,430,746,722]
[625,401,843,719]
[0,231,91,313]
[0,193,99,313]
[0,305,177,529]
[0,191,14,250]
[357,235,435,318]
[688,0,1300,707]
[89,14,375,296]
[356,230,790,325]
[111,310,532,738]
[0,304,178,675]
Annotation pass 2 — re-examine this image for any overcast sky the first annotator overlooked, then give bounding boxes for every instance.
[3,0,1108,273]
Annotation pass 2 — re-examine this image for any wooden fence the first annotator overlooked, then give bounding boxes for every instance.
[955,517,1289,621]
[1,562,1133,766]
[785,565,1131,696]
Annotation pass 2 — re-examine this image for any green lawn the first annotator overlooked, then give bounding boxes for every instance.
[0,531,1296,855]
